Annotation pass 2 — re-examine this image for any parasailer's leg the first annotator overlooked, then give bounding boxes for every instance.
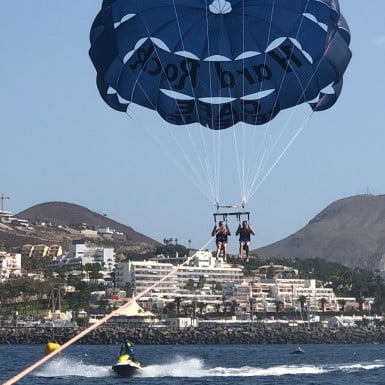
[244,242,250,262]
[238,243,243,259]
[222,242,228,262]
[215,241,222,259]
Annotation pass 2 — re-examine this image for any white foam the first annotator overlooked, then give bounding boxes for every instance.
[33,355,385,379]
[35,357,111,378]
[139,356,205,377]
[138,356,324,378]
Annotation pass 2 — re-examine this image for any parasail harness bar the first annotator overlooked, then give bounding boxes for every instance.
[213,201,249,222]
[213,211,250,222]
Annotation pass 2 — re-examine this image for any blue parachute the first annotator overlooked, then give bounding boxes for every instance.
[89,0,351,130]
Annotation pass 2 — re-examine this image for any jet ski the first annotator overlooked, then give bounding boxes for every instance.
[112,354,142,378]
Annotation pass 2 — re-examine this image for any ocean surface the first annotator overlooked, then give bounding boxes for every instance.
[1,343,385,385]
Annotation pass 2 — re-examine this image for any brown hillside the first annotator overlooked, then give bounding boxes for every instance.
[16,201,159,245]
[255,194,385,271]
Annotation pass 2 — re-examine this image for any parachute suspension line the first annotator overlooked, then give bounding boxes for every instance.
[135,116,216,203]
[2,238,216,385]
[232,119,246,204]
[126,67,216,204]
[217,11,246,207]
[215,119,222,206]
[126,21,219,205]
[241,0,247,205]
[184,124,218,204]
[244,0,313,203]
[198,124,218,204]
[169,0,221,204]
[204,3,215,132]
[169,1,221,205]
[202,3,221,205]
[246,111,314,201]
[242,0,277,202]
[246,30,334,201]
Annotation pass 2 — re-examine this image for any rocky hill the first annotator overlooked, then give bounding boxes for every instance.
[17,202,157,244]
[255,194,385,271]
[0,202,159,252]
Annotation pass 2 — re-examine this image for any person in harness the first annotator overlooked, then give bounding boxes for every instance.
[236,220,255,261]
[211,220,231,261]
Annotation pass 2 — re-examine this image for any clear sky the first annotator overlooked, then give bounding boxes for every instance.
[1,1,385,253]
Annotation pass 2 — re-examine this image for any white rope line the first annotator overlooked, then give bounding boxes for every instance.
[124,17,220,204]
[244,0,317,202]
[233,122,245,203]
[198,124,218,205]
[2,237,216,385]
[171,1,220,202]
[246,111,314,201]
[242,0,277,200]
[246,32,336,201]
[124,61,216,203]
[135,116,216,203]
[134,9,218,203]
[243,0,309,198]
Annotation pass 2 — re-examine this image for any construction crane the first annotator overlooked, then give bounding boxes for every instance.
[0,193,10,212]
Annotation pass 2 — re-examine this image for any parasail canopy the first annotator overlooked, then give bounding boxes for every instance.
[89,0,351,130]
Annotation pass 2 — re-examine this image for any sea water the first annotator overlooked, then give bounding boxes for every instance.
[1,344,385,385]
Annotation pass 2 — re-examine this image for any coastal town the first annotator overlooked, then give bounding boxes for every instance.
[1,201,384,336]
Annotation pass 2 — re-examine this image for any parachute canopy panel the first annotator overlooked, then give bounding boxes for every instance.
[89,0,351,130]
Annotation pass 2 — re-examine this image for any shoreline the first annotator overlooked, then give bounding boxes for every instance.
[1,324,385,345]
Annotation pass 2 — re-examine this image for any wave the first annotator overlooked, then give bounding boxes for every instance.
[35,357,111,378]
[34,356,385,378]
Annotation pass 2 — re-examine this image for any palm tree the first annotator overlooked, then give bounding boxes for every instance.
[298,295,307,314]
[249,297,256,321]
[230,300,238,315]
[192,299,197,318]
[197,275,206,289]
[197,302,207,316]
[356,295,365,312]
[320,298,328,312]
[222,295,229,315]
[275,300,284,320]
[163,301,176,317]
[338,299,346,313]
[184,279,196,293]
[174,296,182,317]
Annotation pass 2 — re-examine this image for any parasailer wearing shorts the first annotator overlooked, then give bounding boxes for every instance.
[236,220,255,261]
[212,221,231,261]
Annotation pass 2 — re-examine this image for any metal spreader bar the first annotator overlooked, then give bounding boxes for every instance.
[213,211,250,223]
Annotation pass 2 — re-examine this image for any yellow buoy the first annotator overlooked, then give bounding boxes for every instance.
[44,342,61,356]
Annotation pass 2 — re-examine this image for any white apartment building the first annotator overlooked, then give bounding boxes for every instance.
[235,278,338,312]
[60,240,115,270]
[115,251,243,295]
[115,260,178,293]
[0,252,22,280]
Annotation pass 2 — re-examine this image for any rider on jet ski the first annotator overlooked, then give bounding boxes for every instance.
[118,341,139,363]
[120,341,134,356]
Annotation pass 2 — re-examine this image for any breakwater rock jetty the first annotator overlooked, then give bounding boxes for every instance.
[1,324,385,345]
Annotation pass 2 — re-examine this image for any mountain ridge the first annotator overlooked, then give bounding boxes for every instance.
[255,194,385,271]
[0,201,159,252]
[16,201,158,245]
